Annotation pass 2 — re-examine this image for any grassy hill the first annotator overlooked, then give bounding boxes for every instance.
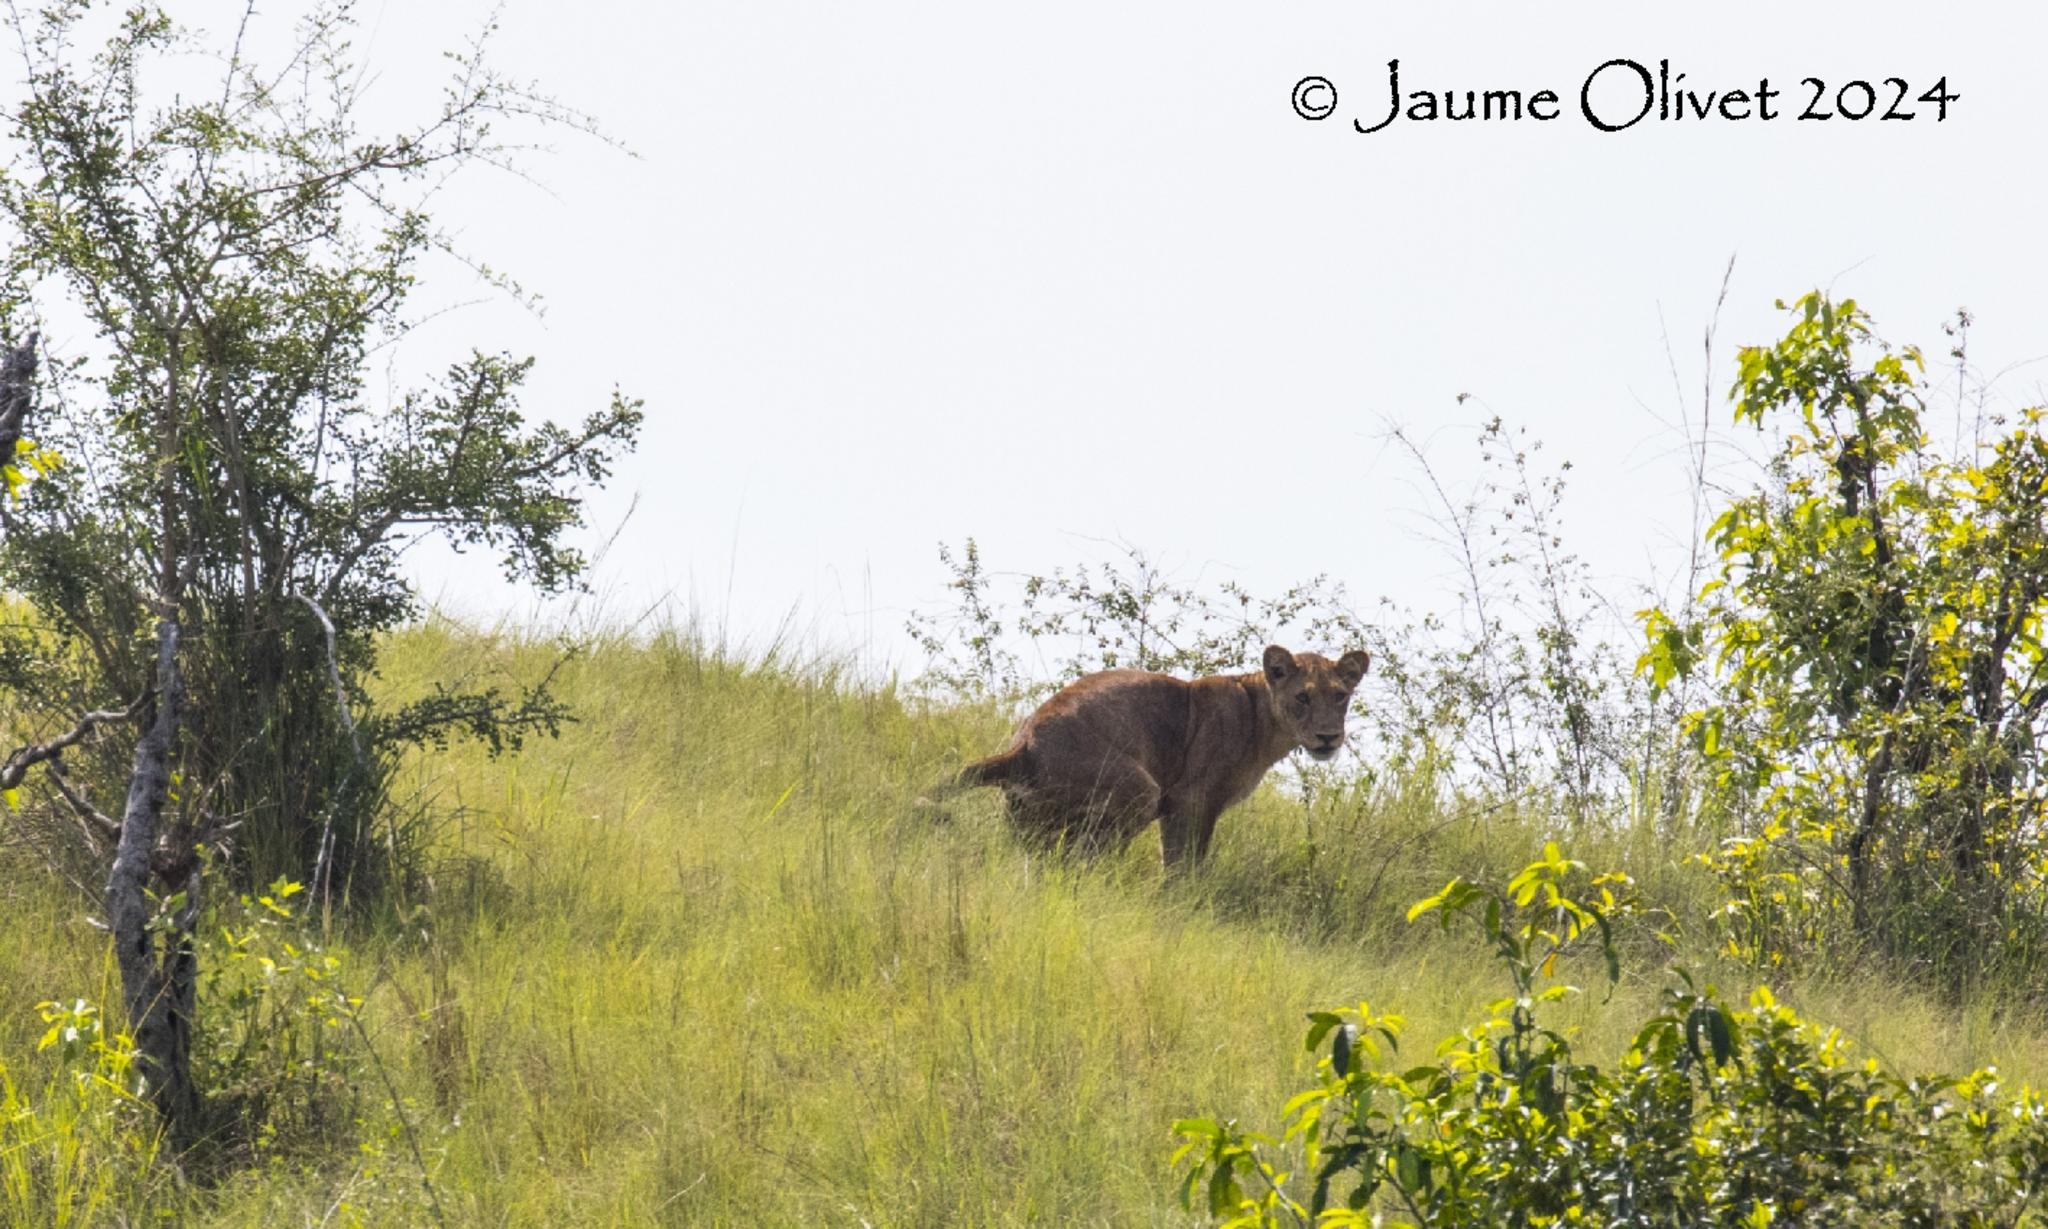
[5,620,2048,1226]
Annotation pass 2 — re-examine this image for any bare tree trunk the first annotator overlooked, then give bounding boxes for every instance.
[104,618,200,1135]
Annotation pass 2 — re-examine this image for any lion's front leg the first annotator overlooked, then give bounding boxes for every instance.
[1158,796,1222,871]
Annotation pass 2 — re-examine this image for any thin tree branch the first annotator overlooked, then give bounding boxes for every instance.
[47,758,120,845]
[0,694,146,790]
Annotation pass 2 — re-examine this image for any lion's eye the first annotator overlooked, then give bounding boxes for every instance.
[1295,691,1311,705]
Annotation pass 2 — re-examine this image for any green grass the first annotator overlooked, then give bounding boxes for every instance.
[6,618,2048,1225]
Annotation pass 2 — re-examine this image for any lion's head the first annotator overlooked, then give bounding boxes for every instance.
[1262,645,1369,762]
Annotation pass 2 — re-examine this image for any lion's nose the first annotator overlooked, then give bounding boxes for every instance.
[1312,733,1340,750]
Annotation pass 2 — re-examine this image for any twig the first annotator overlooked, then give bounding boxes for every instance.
[46,759,120,844]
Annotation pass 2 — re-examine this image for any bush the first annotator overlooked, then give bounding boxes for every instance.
[1176,847,2048,1226]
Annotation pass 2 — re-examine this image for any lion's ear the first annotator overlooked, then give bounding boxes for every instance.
[1262,645,1297,682]
[1336,649,1371,688]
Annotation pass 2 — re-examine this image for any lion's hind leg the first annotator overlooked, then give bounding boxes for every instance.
[1005,755,1161,858]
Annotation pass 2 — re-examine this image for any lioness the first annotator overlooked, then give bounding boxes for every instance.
[952,645,1369,867]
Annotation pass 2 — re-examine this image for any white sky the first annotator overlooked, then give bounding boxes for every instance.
[194,3,2048,670]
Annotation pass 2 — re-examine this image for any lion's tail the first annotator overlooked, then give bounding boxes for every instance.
[955,749,1025,790]
[914,749,1025,821]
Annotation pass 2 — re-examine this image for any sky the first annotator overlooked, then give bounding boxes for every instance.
[144,2,2048,673]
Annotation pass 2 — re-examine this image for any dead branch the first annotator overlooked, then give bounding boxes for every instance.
[293,590,365,904]
[0,694,147,790]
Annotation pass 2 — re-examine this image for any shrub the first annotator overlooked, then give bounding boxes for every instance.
[1176,847,2048,1226]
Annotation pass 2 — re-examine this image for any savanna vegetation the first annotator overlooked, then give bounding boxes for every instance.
[1,2,2047,1227]
[9,616,2048,1227]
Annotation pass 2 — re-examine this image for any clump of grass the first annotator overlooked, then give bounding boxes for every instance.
[0,995,167,1226]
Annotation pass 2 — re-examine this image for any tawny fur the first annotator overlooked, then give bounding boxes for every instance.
[954,645,1368,868]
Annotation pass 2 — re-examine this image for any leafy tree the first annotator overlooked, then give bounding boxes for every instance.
[0,0,640,1136]
[1642,293,2048,980]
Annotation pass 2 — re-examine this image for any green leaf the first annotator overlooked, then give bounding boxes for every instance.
[1393,1145,1422,1192]
[1207,1161,1242,1216]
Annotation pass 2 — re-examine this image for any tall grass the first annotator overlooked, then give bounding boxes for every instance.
[3,617,2048,1224]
